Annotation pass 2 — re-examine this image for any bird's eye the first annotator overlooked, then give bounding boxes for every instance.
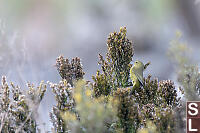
[135,61,138,63]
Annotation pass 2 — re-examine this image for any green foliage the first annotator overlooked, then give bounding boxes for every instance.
[92,69,112,97]
[92,27,134,97]
[106,27,133,88]
[115,87,139,133]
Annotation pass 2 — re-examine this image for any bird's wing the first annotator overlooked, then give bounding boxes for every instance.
[134,71,144,87]
[130,67,134,81]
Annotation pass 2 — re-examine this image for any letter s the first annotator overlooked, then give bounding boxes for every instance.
[188,103,198,116]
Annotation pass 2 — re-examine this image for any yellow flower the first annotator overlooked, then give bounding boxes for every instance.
[63,80,67,86]
[62,111,76,121]
[96,96,104,103]
[85,89,92,97]
[74,93,82,103]
[86,101,92,108]
[175,30,182,38]
[137,129,148,133]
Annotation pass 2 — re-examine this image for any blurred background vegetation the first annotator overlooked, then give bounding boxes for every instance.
[0,0,200,132]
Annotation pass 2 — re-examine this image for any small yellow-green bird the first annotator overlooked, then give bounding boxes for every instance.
[130,60,145,89]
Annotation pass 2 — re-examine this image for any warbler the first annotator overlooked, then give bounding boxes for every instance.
[130,60,145,89]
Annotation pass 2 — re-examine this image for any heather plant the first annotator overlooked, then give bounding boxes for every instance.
[0,76,46,133]
[167,32,200,132]
[49,79,78,133]
[62,80,119,133]
[91,27,182,133]
[49,56,85,132]
[114,76,181,133]
[92,27,134,97]
[56,56,85,86]
[137,120,157,133]
[115,87,139,133]
[48,27,184,133]
[50,57,119,133]
[0,27,195,133]
[168,32,200,101]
